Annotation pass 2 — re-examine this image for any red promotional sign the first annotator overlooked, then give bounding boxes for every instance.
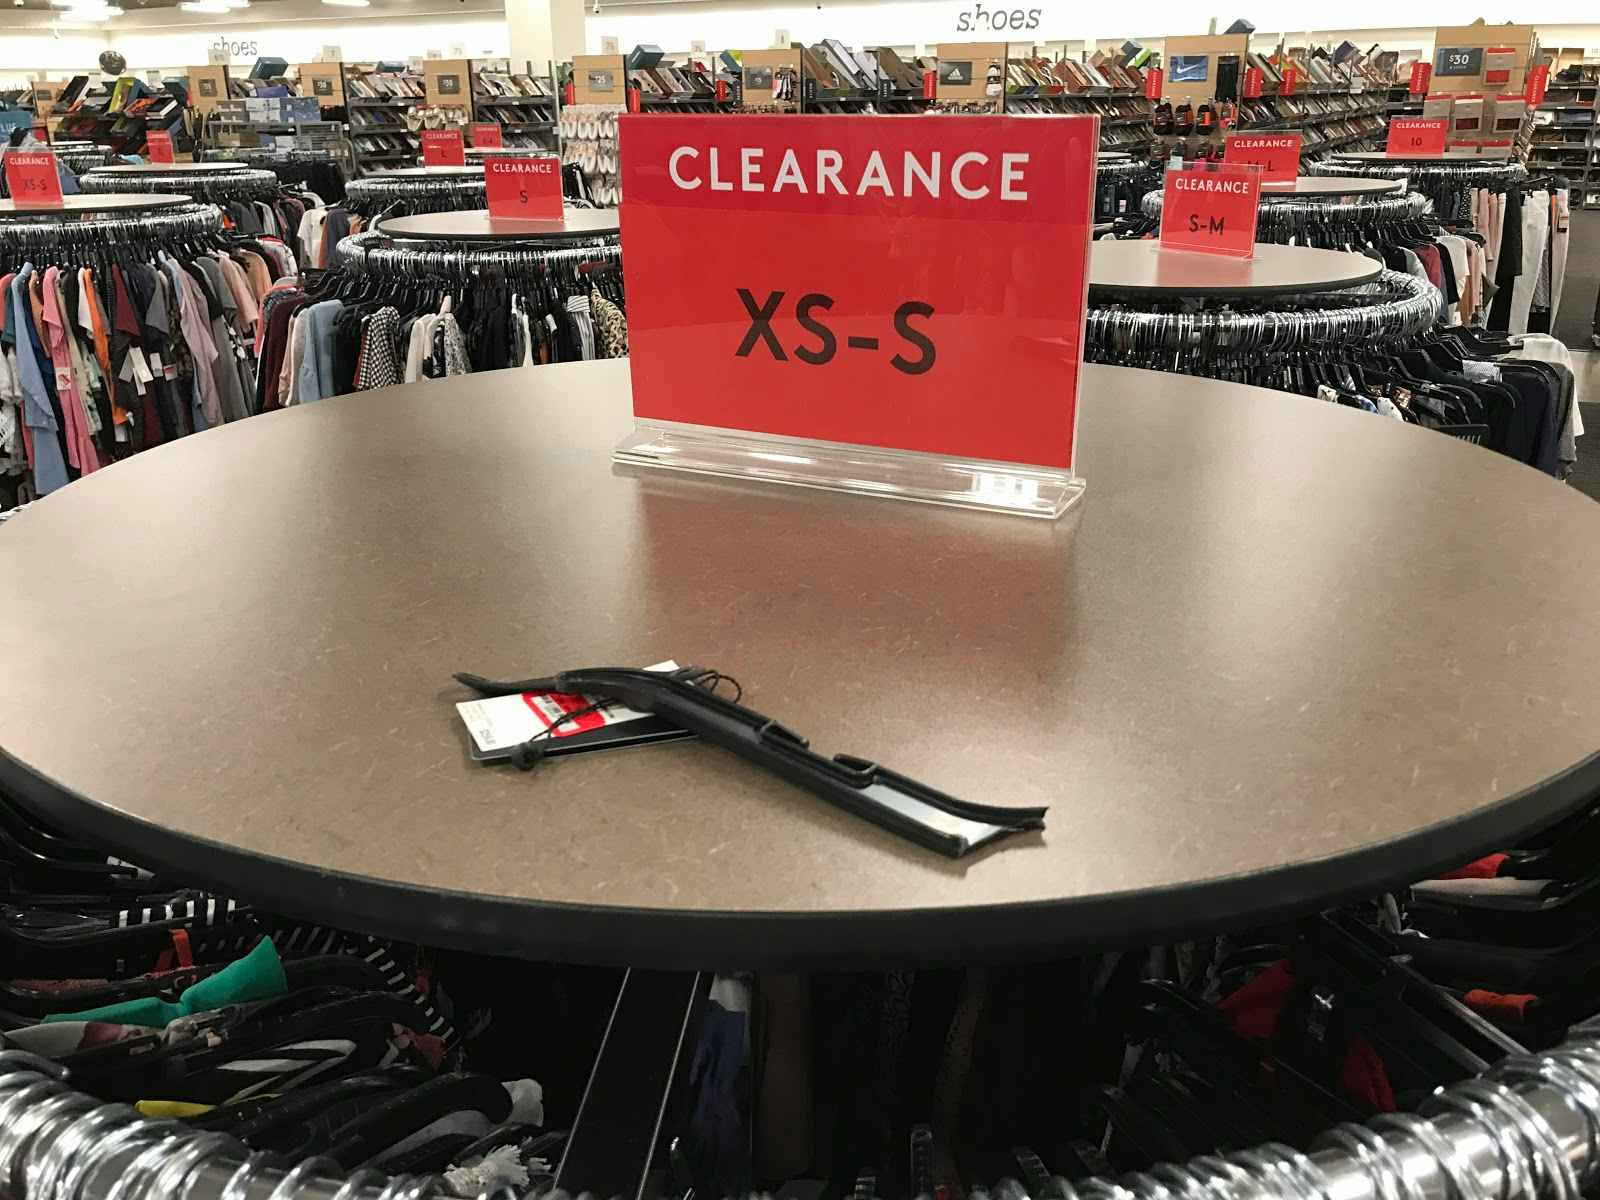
[1224,132,1301,182]
[922,68,937,99]
[3,150,63,208]
[1158,162,1261,259]
[470,122,502,148]
[1526,64,1550,106]
[618,114,1097,469]
[1280,64,1300,95]
[484,154,563,220]
[1409,60,1433,95]
[1242,65,1263,98]
[715,79,729,102]
[145,130,174,164]
[1144,66,1163,100]
[1386,117,1448,155]
[421,128,465,167]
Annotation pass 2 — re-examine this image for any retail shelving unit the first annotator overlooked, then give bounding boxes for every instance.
[345,64,425,175]
[50,75,186,157]
[472,62,558,150]
[1531,69,1597,206]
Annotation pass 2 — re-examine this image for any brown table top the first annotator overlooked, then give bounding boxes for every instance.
[4,361,1599,969]
[1089,241,1382,296]
[1259,177,1404,197]
[375,208,619,242]
[87,161,250,174]
[0,193,193,216]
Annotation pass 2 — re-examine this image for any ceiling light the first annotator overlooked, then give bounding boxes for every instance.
[320,0,372,8]
[178,1,230,10]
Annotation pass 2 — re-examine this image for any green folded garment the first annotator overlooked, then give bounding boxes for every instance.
[42,936,287,1028]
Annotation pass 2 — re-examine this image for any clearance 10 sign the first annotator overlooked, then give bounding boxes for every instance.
[618,115,1097,469]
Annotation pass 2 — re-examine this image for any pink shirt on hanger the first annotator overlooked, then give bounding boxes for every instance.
[40,266,98,475]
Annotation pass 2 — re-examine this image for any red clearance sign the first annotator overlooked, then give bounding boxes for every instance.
[470,122,502,148]
[3,150,64,208]
[1242,65,1263,98]
[145,130,175,164]
[1386,117,1448,155]
[1158,163,1261,258]
[618,114,1097,470]
[484,155,563,219]
[1223,132,1300,183]
[1280,64,1300,95]
[1144,66,1163,100]
[421,128,466,167]
[1525,64,1550,106]
[1409,60,1433,95]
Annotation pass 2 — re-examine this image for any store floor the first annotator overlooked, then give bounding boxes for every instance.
[1568,350,1600,501]
[1556,209,1600,351]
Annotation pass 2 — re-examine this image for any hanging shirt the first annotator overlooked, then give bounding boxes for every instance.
[40,266,98,476]
[10,267,69,495]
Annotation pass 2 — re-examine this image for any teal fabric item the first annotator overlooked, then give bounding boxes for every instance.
[42,936,287,1028]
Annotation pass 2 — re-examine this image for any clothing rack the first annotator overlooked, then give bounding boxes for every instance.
[5,1013,1600,1200]
[1308,156,1528,214]
[331,227,621,280]
[80,167,283,203]
[0,200,223,259]
[1086,268,1443,359]
[1139,189,1435,240]
[343,173,487,217]
[1095,156,1161,223]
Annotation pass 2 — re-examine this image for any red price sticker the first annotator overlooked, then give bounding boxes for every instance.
[3,150,64,208]
[484,154,563,220]
[1242,66,1263,98]
[618,114,1098,470]
[1409,61,1433,95]
[1526,64,1550,106]
[421,128,465,167]
[1158,162,1261,259]
[1224,132,1301,183]
[1280,64,1300,95]
[1143,66,1164,100]
[146,130,175,164]
[1386,117,1448,156]
[470,123,502,148]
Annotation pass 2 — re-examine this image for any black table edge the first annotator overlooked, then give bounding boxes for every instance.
[4,741,1596,971]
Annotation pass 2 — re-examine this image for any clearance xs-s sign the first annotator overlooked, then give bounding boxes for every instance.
[618,115,1098,469]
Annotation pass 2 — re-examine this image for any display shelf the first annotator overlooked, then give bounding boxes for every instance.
[344,66,425,176]
[3,359,1600,968]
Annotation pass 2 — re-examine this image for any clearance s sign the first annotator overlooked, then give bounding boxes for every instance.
[617,115,1097,469]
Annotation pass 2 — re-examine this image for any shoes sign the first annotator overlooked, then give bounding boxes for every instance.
[1386,118,1448,156]
[421,129,465,167]
[617,114,1098,470]
[1158,162,1262,258]
[1223,132,1300,183]
[3,150,63,208]
[484,155,563,220]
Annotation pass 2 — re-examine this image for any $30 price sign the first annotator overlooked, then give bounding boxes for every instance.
[618,115,1097,469]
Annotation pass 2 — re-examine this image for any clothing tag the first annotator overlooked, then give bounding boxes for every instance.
[456,660,695,761]
[53,366,72,392]
[545,314,557,333]
[148,351,163,375]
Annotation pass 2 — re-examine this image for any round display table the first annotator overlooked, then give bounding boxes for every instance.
[0,192,193,216]
[3,362,1599,968]
[375,208,619,242]
[1260,176,1404,196]
[1090,240,1383,296]
[86,161,252,174]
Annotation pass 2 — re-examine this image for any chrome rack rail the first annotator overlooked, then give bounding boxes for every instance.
[4,1018,1600,1200]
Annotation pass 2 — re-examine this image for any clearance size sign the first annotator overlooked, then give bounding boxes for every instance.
[617,115,1097,470]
